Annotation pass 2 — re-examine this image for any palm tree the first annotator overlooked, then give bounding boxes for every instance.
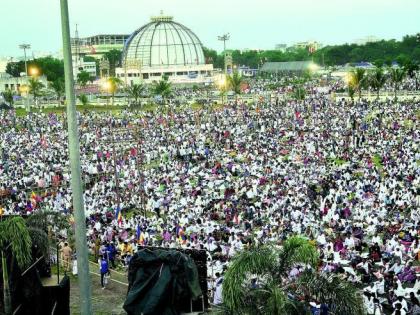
[348,85,356,102]
[28,77,45,104]
[107,76,122,105]
[403,61,419,90]
[227,71,244,105]
[389,67,406,101]
[369,67,387,100]
[349,68,366,100]
[0,217,32,315]
[49,78,65,102]
[1,89,15,105]
[220,237,364,315]
[152,76,172,105]
[126,83,146,107]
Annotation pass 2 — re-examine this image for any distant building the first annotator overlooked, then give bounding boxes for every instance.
[72,56,97,79]
[70,34,130,60]
[0,58,10,73]
[260,61,320,75]
[354,36,380,45]
[275,44,287,52]
[116,14,213,85]
[292,41,322,53]
[0,72,48,93]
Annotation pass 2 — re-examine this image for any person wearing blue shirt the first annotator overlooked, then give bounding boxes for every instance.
[106,242,117,268]
[99,255,109,289]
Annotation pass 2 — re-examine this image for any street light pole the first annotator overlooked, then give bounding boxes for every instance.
[59,1,92,314]
[19,44,31,112]
[218,33,230,73]
[19,44,30,76]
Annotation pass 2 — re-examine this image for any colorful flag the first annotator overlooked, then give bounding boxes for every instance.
[115,206,122,224]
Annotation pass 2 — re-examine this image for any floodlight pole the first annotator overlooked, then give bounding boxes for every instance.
[59,1,92,314]
[218,33,230,73]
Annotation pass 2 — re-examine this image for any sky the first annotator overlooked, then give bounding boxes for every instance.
[1,0,419,58]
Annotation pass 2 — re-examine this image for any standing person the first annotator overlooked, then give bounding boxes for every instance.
[61,242,72,272]
[213,272,224,305]
[99,255,109,289]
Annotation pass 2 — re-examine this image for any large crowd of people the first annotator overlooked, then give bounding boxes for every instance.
[0,79,419,314]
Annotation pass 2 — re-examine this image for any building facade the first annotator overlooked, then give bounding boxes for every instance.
[116,15,213,85]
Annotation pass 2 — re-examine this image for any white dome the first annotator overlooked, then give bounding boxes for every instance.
[123,16,205,68]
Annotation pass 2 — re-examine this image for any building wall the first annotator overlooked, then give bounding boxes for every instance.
[116,64,214,85]
[0,74,48,93]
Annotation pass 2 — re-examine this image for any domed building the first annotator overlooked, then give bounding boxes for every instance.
[116,14,213,84]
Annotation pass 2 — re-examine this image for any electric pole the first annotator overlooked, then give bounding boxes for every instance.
[59,1,92,314]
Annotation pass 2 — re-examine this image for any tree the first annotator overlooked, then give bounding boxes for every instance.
[0,217,32,315]
[152,76,172,104]
[1,89,15,105]
[29,57,64,82]
[77,70,91,87]
[103,50,122,76]
[221,237,364,315]
[78,94,89,106]
[126,83,146,106]
[291,86,306,100]
[28,77,45,104]
[49,78,65,101]
[348,85,356,101]
[389,67,406,101]
[403,60,419,90]
[349,68,367,100]
[369,67,387,99]
[227,71,244,105]
[106,76,122,105]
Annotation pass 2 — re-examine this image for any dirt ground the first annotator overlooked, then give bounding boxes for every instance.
[65,261,129,315]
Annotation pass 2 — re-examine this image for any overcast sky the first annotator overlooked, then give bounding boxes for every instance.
[1,0,419,57]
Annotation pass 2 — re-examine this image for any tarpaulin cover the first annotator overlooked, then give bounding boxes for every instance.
[123,248,202,315]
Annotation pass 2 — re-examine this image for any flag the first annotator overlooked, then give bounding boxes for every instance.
[115,206,122,224]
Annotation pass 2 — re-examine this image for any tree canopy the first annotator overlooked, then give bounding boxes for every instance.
[203,34,420,69]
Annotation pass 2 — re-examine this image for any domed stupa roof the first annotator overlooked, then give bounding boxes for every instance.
[122,14,205,68]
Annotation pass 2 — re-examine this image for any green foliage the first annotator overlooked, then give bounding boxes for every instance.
[6,60,25,77]
[83,56,96,62]
[221,237,363,315]
[1,89,15,105]
[313,34,420,65]
[297,270,365,315]
[368,67,387,99]
[28,77,45,101]
[78,93,89,106]
[348,85,356,100]
[291,86,306,100]
[29,57,64,82]
[77,70,91,87]
[0,217,32,269]
[103,49,122,76]
[389,67,406,100]
[126,83,146,106]
[204,34,420,69]
[49,78,65,100]
[227,71,244,95]
[349,68,367,99]
[152,76,172,101]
